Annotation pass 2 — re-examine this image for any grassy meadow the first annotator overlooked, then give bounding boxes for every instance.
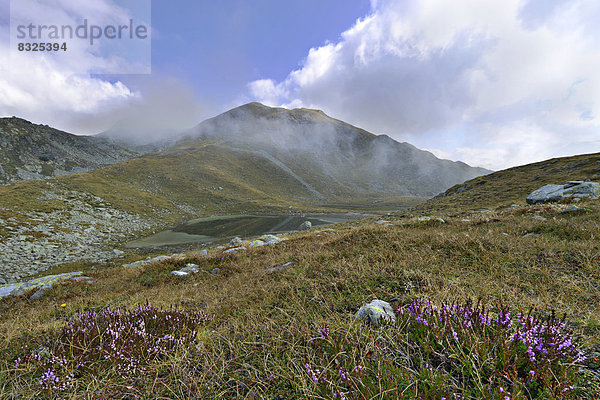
[1,191,599,398]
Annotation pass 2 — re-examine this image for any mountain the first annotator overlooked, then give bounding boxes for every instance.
[0,117,139,184]
[181,102,491,198]
[0,103,492,223]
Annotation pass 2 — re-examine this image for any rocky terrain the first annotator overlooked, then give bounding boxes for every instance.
[0,104,494,283]
[0,185,158,283]
[0,117,140,184]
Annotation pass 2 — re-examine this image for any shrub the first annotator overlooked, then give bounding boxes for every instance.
[303,299,589,399]
[14,303,212,393]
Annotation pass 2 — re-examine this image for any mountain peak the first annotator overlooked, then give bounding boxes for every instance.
[229,102,330,121]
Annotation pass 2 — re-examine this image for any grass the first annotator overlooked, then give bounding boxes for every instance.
[421,152,600,214]
[1,194,600,398]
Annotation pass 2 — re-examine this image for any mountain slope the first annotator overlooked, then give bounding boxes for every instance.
[182,102,491,198]
[0,117,139,184]
[418,151,600,213]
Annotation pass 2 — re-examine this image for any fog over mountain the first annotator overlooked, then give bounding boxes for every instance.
[180,102,491,198]
[1,103,490,198]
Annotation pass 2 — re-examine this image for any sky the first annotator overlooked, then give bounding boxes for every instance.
[0,0,599,170]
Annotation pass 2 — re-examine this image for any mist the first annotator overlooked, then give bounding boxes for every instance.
[179,103,490,197]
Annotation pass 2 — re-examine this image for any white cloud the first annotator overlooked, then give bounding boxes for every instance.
[248,0,600,170]
[0,0,207,136]
[0,0,135,130]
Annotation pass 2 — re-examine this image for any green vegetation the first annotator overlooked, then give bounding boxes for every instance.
[2,144,600,398]
[1,192,600,398]
[423,152,600,213]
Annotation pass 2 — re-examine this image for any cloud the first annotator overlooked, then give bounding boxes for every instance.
[248,0,600,170]
[0,0,208,136]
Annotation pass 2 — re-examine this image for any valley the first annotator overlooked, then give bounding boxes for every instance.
[1,104,598,398]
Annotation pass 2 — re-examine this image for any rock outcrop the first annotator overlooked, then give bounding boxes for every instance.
[0,272,88,299]
[526,181,599,204]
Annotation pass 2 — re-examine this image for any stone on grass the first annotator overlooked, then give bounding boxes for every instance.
[298,221,312,231]
[171,263,200,277]
[260,234,286,245]
[29,290,46,300]
[355,300,396,327]
[0,272,85,299]
[122,255,171,269]
[249,239,266,247]
[230,237,244,245]
[526,181,600,204]
[264,261,293,273]
[560,205,581,214]
[223,246,245,254]
[530,215,547,222]
[417,216,445,223]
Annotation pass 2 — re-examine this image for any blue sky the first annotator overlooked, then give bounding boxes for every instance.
[1,0,599,170]
[149,0,370,104]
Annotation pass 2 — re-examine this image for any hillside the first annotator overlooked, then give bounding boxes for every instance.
[1,151,599,398]
[0,105,491,282]
[183,102,491,198]
[0,117,139,184]
[419,152,600,214]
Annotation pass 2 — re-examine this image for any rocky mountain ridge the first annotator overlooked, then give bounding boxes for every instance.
[0,117,139,184]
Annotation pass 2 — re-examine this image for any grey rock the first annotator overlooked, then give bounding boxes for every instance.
[179,263,200,274]
[198,249,208,256]
[523,233,541,238]
[210,268,220,275]
[29,290,46,300]
[355,299,396,327]
[223,246,245,254]
[264,261,293,273]
[298,221,312,231]
[526,182,600,204]
[260,234,285,245]
[0,272,84,299]
[230,237,244,246]
[560,205,581,214]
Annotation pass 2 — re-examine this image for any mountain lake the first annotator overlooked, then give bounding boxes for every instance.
[125,214,363,248]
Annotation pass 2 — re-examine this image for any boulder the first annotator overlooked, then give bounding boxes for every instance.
[260,234,287,245]
[560,205,581,214]
[171,263,200,277]
[230,237,244,246]
[248,239,266,247]
[0,272,85,299]
[298,221,312,231]
[264,261,293,273]
[223,246,245,254]
[526,181,600,204]
[355,299,396,327]
[417,216,446,223]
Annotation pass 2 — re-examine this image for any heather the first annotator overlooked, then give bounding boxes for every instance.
[1,198,600,398]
